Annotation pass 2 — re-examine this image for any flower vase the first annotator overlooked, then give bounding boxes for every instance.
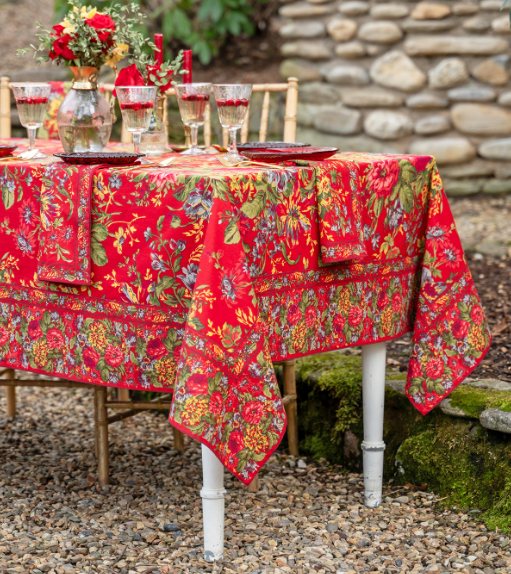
[57,66,112,153]
[140,96,167,157]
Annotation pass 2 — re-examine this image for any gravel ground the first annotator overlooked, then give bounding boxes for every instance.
[1,385,510,574]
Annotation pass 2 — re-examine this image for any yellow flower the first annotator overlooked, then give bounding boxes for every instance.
[244,426,270,454]
[59,7,98,34]
[181,396,208,426]
[33,340,49,368]
[105,43,129,69]
[89,323,108,351]
[59,17,76,35]
[113,227,126,254]
[155,357,177,385]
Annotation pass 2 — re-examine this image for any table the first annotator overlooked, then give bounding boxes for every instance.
[0,139,491,560]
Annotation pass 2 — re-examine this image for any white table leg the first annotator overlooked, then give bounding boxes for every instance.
[201,444,226,561]
[361,342,387,508]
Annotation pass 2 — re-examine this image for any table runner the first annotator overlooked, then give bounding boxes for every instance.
[0,140,491,483]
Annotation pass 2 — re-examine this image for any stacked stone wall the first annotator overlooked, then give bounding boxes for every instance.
[276,0,511,195]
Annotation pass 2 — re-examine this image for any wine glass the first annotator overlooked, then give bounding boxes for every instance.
[213,84,252,162]
[11,83,51,158]
[116,86,158,154]
[175,83,212,156]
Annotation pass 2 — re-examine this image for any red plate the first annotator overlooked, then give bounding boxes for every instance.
[54,152,145,165]
[0,144,18,158]
[241,147,338,163]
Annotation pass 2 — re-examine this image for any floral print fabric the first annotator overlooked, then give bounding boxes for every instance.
[0,140,491,484]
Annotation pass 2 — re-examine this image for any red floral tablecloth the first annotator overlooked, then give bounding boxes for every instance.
[0,139,491,483]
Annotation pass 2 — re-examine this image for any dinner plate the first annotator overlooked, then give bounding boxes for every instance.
[237,142,310,150]
[0,144,18,158]
[54,152,145,165]
[241,146,338,163]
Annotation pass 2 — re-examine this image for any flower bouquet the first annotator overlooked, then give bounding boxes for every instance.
[18,1,183,153]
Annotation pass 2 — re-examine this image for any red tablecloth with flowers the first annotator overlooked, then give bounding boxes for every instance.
[0,139,491,483]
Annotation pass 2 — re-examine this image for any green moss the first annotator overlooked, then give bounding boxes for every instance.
[449,385,511,418]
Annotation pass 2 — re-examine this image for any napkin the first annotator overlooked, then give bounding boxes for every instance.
[37,163,102,285]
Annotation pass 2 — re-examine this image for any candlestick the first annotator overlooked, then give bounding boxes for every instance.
[183,50,192,84]
[154,34,163,66]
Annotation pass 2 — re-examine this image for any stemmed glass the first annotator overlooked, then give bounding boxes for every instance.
[116,86,157,154]
[11,83,51,158]
[175,83,212,156]
[213,84,252,163]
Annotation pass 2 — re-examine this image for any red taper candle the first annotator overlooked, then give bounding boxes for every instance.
[183,50,192,83]
[154,34,163,66]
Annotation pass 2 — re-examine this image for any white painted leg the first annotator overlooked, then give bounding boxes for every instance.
[361,342,387,508]
[201,444,226,561]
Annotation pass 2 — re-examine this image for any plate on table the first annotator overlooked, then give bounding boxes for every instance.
[0,144,18,158]
[237,142,310,150]
[241,146,338,163]
[54,152,145,165]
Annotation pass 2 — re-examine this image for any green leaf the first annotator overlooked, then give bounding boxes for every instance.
[157,215,165,232]
[92,223,108,242]
[190,317,205,331]
[91,238,108,267]
[155,276,174,298]
[241,190,266,219]
[2,184,15,209]
[224,219,241,244]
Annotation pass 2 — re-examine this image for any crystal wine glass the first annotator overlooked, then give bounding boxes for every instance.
[175,83,212,156]
[11,83,51,158]
[116,86,158,154]
[213,84,252,163]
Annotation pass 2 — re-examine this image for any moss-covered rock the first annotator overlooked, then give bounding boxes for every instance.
[289,351,511,530]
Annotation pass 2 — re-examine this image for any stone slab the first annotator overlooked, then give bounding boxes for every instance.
[327,18,358,42]
[342,88,404,107]
[280,21,326,39]
[406,93,449,108]
[357,21,404,44]
[443,178,483,196]
[465,379,511,391]
[441,163,495,178]
[479,138,511,160]
[439,399,473,418]
[296,127,407,153]
[451,103,511,136]
[335,41,367,58]
[370,50,426,92]
[414,115,451,135]
[326,64,370,85]
[279,2,336,17]
[480,408,511,434]
[279,59,323,82]
[410,2,452,20]
[428,58,469,90]
[404,35,509,56]
[447,86,497,102]
[401,18,458,33]
[370,4,409,18]
[483,179,511,194]
[364,110,413,140]
[409,137,476,165]
[299,82,342,104]
[281,40,333,60]
[472,58,510,86]
[339,0,369,15]
[313,105,363,135]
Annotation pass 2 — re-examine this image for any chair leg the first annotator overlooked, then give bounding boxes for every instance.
[117,388,130,402]
[283,360,299,456]
[95,387,109,486]
[173,427,185,452]
[4,369,16,418]
[247,475,259,493]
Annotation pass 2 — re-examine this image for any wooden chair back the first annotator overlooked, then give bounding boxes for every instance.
[0,77,299,145]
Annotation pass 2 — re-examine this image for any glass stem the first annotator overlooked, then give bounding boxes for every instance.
[190,125,199,151]
[133,132,142,154]
[28,127,36,151]
[228,128,238,156]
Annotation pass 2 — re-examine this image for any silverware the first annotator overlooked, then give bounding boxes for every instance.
[216,154,283,170]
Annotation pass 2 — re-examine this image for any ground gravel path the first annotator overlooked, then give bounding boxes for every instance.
[1,386,510,574]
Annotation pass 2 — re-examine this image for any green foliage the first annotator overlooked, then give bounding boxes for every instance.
[450,385,511,417]
[55,0,268,65]
[291,352,363,464]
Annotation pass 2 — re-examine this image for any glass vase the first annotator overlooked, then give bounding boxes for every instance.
[140,96,168,157]
[57,66,112,153]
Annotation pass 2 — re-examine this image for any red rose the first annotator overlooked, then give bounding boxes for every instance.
[348,306,363,327]
[209,391,223,415]
[28,320,42,340]
[225,391,239,411]
[146,64,173,94]
[83,347,100,369]
[105,344,124,367]
[114,63,145,97]
[367,161,400,199]
[470,306,483,326]
[51,35,77,61]
[305,305,317,328]
[242,401,264,425]
[52,24,65,36]
[86,13,116,43]
[409,360,422,379]
[377,291,389,310]
[228,431,245,454]
[452,319,469,340]
[187,373,209,395]
[0,326,9,346]
[392,293,402,314]
[287,303,302,325]
[173,346,182,363]
[146,338,167,360]
[333,315,345,336]
[47,328,65,349]
[425,358,444,380]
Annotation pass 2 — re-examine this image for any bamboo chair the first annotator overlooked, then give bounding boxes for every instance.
[0,76,300,491]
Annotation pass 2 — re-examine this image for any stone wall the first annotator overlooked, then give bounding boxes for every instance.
[276,0,511,195]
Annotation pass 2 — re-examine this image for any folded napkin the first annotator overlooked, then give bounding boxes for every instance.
[311,159,367,264]
[37,163,102,285]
